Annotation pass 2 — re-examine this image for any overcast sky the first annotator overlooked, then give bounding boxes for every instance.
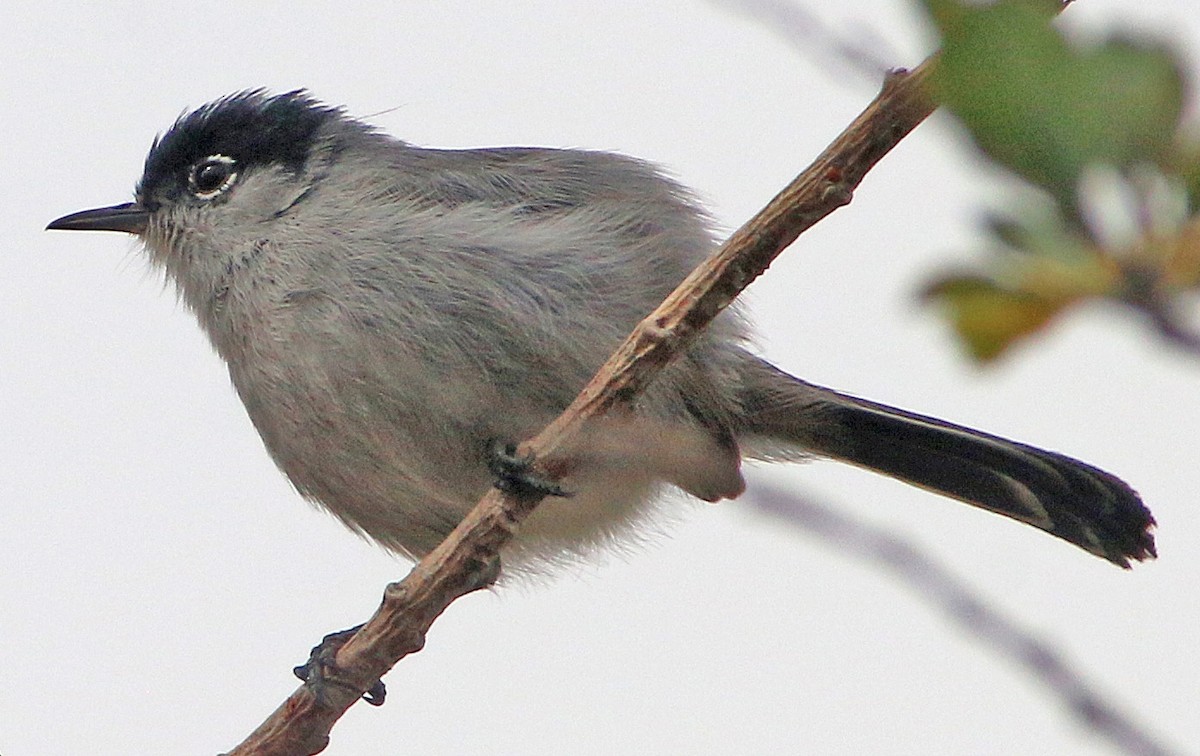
[2,2,1197,754]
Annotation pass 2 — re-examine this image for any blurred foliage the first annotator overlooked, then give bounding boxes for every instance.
[918,0,1200,360]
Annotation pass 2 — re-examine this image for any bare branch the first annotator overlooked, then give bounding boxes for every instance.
[224,60,939,756]
[747,482,1177,756]
[705,0,895,81]
[1150,310,1200,357]
[1120,266,1200,359]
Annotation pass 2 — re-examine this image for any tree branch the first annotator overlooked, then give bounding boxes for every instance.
[748,482,1177,756]
[224,59,939,756]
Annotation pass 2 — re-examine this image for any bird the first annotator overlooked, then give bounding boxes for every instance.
[47,89,1156,574]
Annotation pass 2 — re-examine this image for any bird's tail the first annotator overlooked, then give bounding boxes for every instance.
[736,358,1156,567]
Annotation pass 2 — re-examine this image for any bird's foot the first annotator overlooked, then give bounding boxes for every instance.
[293,624,386,706]
[488,441,572,500]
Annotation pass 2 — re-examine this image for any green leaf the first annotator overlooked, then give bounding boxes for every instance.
[923,275,1067,361]
[924,0,1185,203]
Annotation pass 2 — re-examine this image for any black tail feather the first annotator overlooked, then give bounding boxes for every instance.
[738,360,1157,567]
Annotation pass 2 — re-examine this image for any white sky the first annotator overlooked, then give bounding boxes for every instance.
[2,2,1197,754]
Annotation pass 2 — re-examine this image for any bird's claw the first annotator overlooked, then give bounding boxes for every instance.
[293,625,387,706]
[488,441,572,499]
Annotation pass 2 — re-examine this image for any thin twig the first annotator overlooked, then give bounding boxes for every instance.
[706,0,894,81]
[224,60,939,756]
[1140,295,1200,358]
[1118,264,1200,359]
[1148,304,1200,357]
[748,482,1177,756]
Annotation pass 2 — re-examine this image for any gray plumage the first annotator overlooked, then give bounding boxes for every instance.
[48,90,1156,570]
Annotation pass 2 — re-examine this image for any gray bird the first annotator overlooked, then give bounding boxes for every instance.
[48,90,1155,572]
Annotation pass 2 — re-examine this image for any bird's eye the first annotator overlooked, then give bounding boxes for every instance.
[189,155,238,199]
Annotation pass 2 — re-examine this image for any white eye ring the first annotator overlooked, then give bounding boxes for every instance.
[189,154,238,199]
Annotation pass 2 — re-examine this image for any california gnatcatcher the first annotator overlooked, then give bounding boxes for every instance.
[48,90,1155,571]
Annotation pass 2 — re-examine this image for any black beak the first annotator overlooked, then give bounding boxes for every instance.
[46,202,149,234]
